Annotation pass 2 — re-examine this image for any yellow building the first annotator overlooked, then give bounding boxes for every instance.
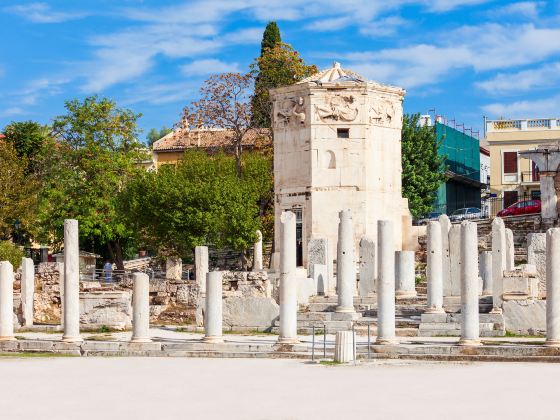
[486,118,560,208]
[152,128,270,167]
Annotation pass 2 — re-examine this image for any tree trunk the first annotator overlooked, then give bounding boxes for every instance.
[235,141,242,178]
[107,239,125,271]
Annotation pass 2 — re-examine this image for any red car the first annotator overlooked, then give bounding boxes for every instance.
[497,199,541,217]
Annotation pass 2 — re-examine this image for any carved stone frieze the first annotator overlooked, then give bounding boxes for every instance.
[275,96,306,127]
[370,98,401,127]
[315,94,358,122]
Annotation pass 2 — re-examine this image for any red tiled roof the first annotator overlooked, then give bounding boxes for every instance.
[153,128,271,152]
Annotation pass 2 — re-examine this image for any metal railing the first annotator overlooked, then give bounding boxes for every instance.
[521,171,540,183]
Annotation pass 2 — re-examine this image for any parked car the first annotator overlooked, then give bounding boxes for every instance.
[415,211,443,225]
[497,199,541,217]
[449,207,482,222]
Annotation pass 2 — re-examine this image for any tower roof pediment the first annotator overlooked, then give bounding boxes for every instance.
[298,61,366,85]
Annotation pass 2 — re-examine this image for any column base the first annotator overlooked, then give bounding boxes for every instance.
[202,336,224,343]
[0,336,16,341]
[375,337,398,345]
[458,338,482,347]
[276,337,300,345]
[61,336,83,343]
[335,306,355,314]
[130,337,152,343]
[544,339,560,347]
[424,307,445,314]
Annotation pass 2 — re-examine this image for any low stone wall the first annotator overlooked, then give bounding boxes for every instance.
[12,263,275,330]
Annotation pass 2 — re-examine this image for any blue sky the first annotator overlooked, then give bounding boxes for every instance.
[1,0,560,141]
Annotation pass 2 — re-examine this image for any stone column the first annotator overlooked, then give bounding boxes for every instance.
[426,221,444,313]
[62,219,82,343]
[479,251,493,295]
[459,221,481,346]
[58,262,64,327]
[336,210,356,313]
[334,330,355,363]
[277,211,299,344]
[448,225,462,296]
[545,228,560,346]
[506,228,515,270]
[21,257,34,327]
[0,261,15,341]
[358,236,376,297]
[395,250,416,298]
[195,246,209,294]
[376,220,397,344]
[131,272,151,343]
[491,217,506,314]
[203,271,223,343]
[252,230,263,272]
[438,214,451,296]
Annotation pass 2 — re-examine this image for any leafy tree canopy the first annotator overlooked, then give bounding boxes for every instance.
[121,151,273,258]
[0,141,38,240]
[37,96,146,268]
[0,241,24,269]
[250,42,317,128]
[3,120,51,173]
[401,113,447,218]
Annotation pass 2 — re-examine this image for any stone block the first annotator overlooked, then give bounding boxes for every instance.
[503,299,546,335]
[358,236,376,297]
[528,232,546,297]
[297,277,316,305]
[420,313,448,323]
[330,312,361,321]
[312,264,329,296]
[79,291,132,330]
[502,273,539,300]
[222,297,279,328]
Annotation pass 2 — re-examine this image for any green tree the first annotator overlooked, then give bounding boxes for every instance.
[146,126,172,147]
[121,151,272,259]
[401,113,447,218]
[251,42,317,128]
[0,241,24,268]
[37,96,146,269]
[3,120,51,173]
[0,142,38,240]
[260,21,281,56]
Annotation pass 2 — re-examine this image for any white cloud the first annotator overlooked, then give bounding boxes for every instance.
[0,107,26,118]
[423,0,489,12]
[482,95,560,118]
[359,16,408,37]
[120,81,200,106]
[4,2,87,23]
[180,59,241,76]
[339,22,560,89]
[489,1,542,19]
[476,62,560,94]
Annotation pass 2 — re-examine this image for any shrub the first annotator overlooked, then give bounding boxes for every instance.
[0,241,24,269]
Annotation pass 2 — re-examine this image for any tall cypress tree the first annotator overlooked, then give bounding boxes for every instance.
[260,22,281,56]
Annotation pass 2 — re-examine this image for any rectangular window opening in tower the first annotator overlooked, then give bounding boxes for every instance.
[337,128,350,139]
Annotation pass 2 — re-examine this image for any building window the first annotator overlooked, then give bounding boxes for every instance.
[502,151,518,183]
[337,128,349,138]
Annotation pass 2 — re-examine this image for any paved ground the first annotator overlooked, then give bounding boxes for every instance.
[0,357,557,420]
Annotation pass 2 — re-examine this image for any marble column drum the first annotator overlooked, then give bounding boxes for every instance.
[0,261,15,341]
[336,210,356,313]
[21,257,35,327]
[131,272,151,343]
[426,221,444,313]
[253,230,263,272]
[203,271,224,343]
[491,217,506,314]
[277,211,299,344]
[195,246,209,294]
[545,228,560,347]
[459,221,481,346]
[376,220,397,344]
[62,219,82,343]
[395,250,417,298]
[479,251,493,296]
